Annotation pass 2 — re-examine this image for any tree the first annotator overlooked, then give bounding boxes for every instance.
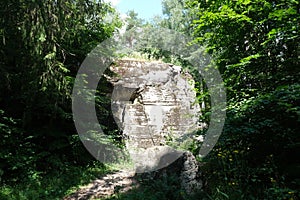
[186,0,300,198]
[0,0,120,127]
[188,0,300,100]
[0,0,121,181]
[161,0,194,34]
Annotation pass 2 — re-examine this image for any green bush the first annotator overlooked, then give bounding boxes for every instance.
[200,84,300,199]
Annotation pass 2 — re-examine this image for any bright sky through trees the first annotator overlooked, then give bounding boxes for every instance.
[105,0,163,20]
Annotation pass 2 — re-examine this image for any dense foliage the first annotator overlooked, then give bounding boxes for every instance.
[0,0,121,198]
[186,0,300,198]
[0,0,299,199]
[189,0,299,100]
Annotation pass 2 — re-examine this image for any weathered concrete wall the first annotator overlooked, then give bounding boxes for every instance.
[109,59,201,150]
[108,59,203,192]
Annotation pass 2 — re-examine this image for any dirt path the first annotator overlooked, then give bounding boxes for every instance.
[64,170,138,200]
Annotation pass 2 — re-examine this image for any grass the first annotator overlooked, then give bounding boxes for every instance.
[0,156,206,200]
[104,174,205,200]
[0,161,112,200]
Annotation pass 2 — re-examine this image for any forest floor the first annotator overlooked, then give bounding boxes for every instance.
[63,170,138,200]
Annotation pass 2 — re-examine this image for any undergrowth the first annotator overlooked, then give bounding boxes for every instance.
[0,161,111,200]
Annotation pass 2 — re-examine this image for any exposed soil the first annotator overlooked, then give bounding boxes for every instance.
[64,170,138,200]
